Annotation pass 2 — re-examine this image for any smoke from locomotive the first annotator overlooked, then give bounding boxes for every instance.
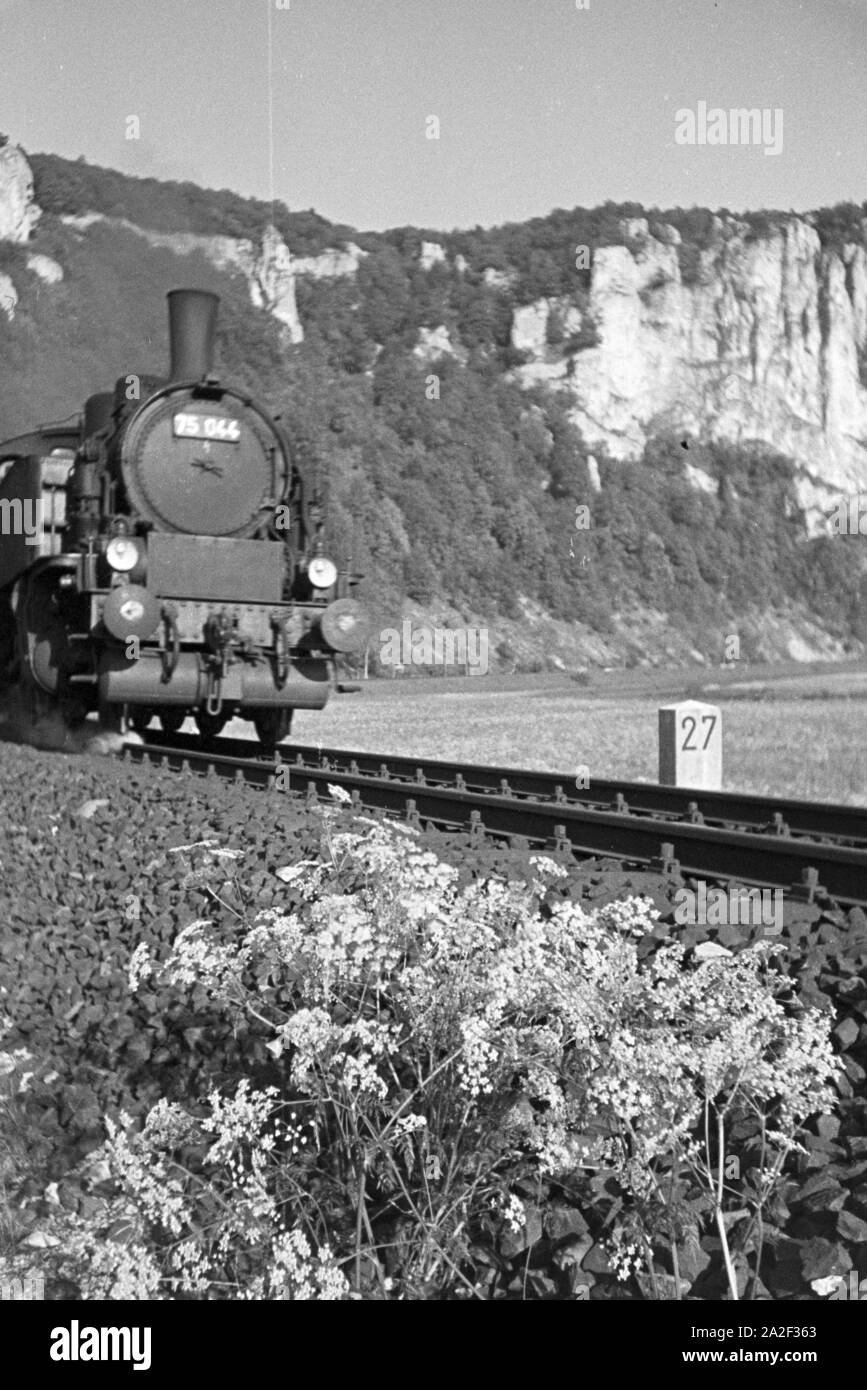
[0,289,371,750]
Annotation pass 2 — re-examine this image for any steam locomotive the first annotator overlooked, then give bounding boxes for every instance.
[0,289,371,751]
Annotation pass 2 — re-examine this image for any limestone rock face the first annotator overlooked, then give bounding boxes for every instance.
[0,273,18,320]
[511,216,867,528]
[413,324,467,364]
[248,225,303,342]
[511,297,583,355]
[483,266,514,291]
[512,300,550,355]
[0,144,40,243]
[59,213,365,344]
[419,240,446,271]
[292,243,367,280]
[26,253,63,285]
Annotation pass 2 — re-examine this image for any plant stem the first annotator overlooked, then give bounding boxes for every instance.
[641,1234,661,1299]
[355,1161,367,1293]
[670,1142,682,1300]
[715,1113,738,1301]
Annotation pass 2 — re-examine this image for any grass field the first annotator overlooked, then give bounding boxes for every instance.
[218,660,867,807]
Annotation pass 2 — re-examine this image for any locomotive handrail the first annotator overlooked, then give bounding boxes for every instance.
[205,672,224,716]
[0,424,81,462]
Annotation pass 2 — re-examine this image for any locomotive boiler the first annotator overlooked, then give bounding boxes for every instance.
[0,289,371,751]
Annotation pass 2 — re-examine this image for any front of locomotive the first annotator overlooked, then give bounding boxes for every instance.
[76,289,370,748]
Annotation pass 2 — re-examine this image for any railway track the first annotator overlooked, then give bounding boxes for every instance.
[122,732,867,909]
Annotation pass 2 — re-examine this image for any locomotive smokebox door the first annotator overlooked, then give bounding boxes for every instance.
[121,397,276,538]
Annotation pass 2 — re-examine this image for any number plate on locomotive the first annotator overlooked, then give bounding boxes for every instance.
[173,413,241,442]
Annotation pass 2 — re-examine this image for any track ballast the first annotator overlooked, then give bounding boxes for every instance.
[121,732,867,909]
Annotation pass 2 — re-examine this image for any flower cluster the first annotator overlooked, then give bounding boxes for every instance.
[606,1227,644,1282]
[39,818,842,1300]
[41,1082,348,1301]
[492,1192,528,1235]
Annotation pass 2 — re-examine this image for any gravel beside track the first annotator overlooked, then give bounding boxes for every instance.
[0,738,675,1149]
[3,737,867,1297]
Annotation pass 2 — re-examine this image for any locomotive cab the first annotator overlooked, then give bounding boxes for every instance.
[0,289,371,751]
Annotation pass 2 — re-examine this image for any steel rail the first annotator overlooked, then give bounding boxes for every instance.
[134,730,867,846]
[123,737,867,908]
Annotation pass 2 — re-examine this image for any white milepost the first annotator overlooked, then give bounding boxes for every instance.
[658,700,722,790]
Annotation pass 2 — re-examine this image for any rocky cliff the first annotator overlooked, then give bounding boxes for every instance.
[4,142,867,530]
[500,216,867,527]
[0,141,63,319]
[0,144,364,341]
[2,142,865,667]
[59,212,366,345]
[0,141,40,242]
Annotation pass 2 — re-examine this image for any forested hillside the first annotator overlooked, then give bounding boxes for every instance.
[1,150,865,670]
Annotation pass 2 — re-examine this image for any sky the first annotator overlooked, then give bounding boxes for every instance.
[1,0,866,233]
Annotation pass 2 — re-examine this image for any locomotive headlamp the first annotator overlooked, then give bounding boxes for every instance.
[308,556,338,590]
[106,536,140,573]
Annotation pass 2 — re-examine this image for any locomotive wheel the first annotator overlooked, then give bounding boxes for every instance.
[196,709,228,743]
[20,675,53,728]
[0,591,16,684]
[58,693,90,729]
[55,666,92,730]
[159,710,186,734]
[253,709,292,755]
[129,708,153,735]
[98,704,124,735]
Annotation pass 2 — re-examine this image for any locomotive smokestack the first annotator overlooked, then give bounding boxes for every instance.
[167,289,219,382]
